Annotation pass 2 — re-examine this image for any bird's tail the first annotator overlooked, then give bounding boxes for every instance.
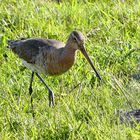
[7,38,26,49]
[7,40,16,49]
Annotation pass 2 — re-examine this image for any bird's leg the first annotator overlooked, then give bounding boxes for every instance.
[36,73,55,107]
[29,72,34,110]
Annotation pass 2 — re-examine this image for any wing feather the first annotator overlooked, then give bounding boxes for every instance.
[8,38,65,63]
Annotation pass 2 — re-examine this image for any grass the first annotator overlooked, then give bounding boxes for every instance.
[0,0,140,139]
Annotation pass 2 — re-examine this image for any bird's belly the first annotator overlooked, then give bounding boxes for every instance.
[22,60,73,76]
[22,51,75,76]
[22,60,47,74]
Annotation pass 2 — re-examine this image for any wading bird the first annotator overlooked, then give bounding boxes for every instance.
[8,31,101,107]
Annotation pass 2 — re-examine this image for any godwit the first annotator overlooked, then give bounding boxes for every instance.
[8,31,101,107]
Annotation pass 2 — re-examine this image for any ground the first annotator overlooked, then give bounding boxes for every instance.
[0,0,140,139]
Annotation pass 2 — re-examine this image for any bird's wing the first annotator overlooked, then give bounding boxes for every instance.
[8,38,65,63]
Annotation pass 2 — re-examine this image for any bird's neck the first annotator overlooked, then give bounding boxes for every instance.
[55,43,77,74]
[47,42,77,75]
[61,41,78,61]
[64,43,77,54]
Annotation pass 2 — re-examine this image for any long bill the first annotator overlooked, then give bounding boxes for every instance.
[80,46,101,80]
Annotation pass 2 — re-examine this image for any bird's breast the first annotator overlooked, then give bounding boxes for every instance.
[47,54,75,75]
[32,49,76,75]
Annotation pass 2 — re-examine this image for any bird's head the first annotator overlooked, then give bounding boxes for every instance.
[68,31,85,50]
[68,30,101,80]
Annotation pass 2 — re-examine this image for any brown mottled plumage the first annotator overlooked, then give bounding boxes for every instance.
[8,31,101,108]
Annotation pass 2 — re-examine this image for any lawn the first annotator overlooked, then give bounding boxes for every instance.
[0,0,140,139]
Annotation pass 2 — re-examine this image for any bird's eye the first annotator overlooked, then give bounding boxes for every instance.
[73,37,77,42]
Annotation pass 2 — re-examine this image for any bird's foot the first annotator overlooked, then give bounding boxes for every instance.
[48,90,55,107]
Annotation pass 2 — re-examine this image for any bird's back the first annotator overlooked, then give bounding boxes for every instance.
[8,38,65,64]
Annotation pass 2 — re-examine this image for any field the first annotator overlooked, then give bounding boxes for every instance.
[0,0,140,139]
